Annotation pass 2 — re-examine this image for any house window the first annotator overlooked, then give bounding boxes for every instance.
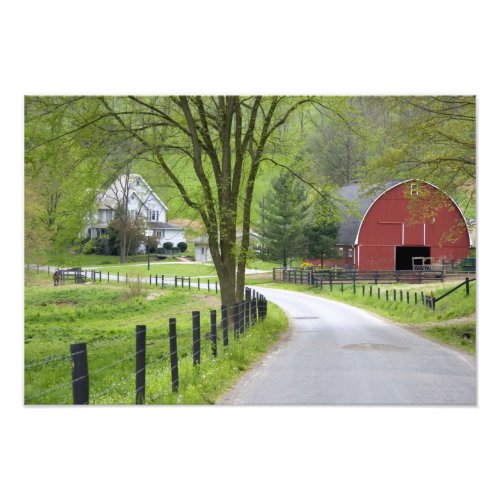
[128,209,136,219]
[201,247,205,255]
[148,210,159,221]
[156,230,162,238]
[106,210,113,221]
[410,182,419,196]
[348,248,353,257]
[338,247,343,256]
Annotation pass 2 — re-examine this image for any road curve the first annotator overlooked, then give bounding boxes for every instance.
[218,287,476,405]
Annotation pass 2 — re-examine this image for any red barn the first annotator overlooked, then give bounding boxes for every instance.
[329,180,471,271]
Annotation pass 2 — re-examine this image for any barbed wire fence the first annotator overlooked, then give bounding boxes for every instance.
[25,285,268,405]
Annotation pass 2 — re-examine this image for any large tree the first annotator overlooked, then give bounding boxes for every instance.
[26,96,322,306]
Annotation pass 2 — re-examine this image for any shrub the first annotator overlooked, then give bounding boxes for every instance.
[82,239,98,255]
[177,241,187,252]
[163,242,174,250]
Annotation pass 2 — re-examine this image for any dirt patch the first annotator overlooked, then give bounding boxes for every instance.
[170,218,204,231]
[402,313,476,333]
[145,291,164,301]
[198,294,221,308]
[54,300,77,307]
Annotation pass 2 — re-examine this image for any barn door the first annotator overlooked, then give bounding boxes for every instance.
[395,246,430,270]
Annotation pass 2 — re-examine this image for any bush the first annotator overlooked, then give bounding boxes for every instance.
[177,241,187,252]
[82,239,98,255]
[163,241,174,250]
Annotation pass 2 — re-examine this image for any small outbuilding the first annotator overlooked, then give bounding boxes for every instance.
[329,179,472,271]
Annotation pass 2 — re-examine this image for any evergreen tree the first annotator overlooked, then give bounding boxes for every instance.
[261,172,309,267]
[303,187,340,266]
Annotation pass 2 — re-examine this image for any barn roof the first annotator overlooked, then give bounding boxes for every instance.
[337,181,401,245]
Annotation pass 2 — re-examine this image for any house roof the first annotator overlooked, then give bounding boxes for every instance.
[337,181,401,245]
[192,229,261,246]
[148,221,185,230]
[97,173,169,213]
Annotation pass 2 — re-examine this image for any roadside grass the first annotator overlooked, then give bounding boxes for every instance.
[263,280,476,353]
[24,270,286,404]
[421,322,476,354]
[263,280,475,324]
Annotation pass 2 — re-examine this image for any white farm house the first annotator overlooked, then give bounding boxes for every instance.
[84,173,186,252]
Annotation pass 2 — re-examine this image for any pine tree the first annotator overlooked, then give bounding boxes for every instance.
[261,172,309,267]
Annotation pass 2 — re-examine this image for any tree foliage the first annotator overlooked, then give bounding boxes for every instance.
[25,96,322,305]
[260,172,309,267]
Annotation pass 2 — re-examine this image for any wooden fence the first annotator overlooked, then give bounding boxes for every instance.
[25,264,221,293]
[273,267,476,285]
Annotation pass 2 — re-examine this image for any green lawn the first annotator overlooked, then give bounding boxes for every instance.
[24,270,287,404]
[88,261,219,278]
[422,322,476,353]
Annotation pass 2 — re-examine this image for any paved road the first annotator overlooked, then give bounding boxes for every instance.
[219,287,476,405]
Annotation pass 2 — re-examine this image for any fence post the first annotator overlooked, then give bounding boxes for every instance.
[400,290,403,302]
[465,277,470,295]
[162,275,165,288]
[386,290,389,301]
[175,276,177,287]
[136,325,146,404]
[108,271,110,283]
[378,287,380,299]
[192,311,201,366]
[421,291,425,304]
[393,289,396,301]
[370,285,372,297]
[215,281,218,294]
[198,278,200,290]
[169,318,179,393]
[117,272,119,283]
[250,297,256,325]
[70,343,89,405]
[181,276,184,288]
[245,288,251,328]
[341,282,344,293]
[208,279,210,292]
[406,291,409,304]
[414,292,417,305]
[188,276,191,290]
[149,274,152,285]
[233,303,239,339]
[273,268,276,281]
[239,301,245,334]
[221,305,229,347]
[210,310,218,357]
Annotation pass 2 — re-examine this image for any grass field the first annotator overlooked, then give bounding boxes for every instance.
[24,270,287,404]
